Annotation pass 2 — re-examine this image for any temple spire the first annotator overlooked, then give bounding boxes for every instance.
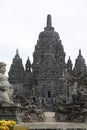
[25,56,31,72]
[79,49,81,56]
[67,56,73,75]
[16,49,19,55]
[47,14,52,27]
[69,56,70,60]
[15,49,20,58]
[44,14,54,31]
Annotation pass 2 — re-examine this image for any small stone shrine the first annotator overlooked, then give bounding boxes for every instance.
[55,50,87,123]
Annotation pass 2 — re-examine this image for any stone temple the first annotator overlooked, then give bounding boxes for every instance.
[8,15,87,113]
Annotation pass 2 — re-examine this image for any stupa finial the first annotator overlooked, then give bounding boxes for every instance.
[16,49,19,55]
[79,49,81,56]
[15,49,20,58]
[44,14,54,31]
[47,14,52,27]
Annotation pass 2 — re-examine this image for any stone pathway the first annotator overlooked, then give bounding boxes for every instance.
[44,112,56,122]
[18,111,87,129]
[19,122,87,129]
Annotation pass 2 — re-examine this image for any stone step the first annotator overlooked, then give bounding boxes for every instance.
[45,117,56,122]
[44,111,56,122]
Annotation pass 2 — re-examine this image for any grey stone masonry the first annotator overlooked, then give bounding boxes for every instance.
[73,49,87,77]
[8,49,25,84]
[32,14,66,107]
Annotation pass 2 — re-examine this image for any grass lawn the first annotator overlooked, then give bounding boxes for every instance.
[14,126,29,130]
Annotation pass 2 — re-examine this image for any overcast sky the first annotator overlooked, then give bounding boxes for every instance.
[0,0,87,75]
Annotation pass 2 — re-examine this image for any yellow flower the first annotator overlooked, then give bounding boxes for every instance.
[0,120,16,130]
[0,125,6,130]
[7,120,16,127]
